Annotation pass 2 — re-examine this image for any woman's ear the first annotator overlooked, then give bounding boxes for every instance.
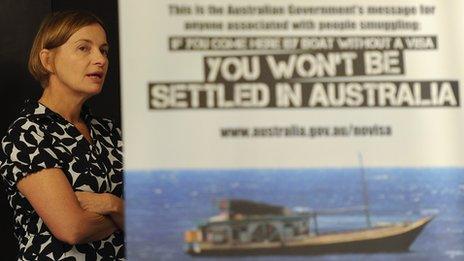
[39,49,55,73]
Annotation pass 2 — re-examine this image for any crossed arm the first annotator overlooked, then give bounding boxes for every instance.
[17,168,124,245]
[75,191,124,230]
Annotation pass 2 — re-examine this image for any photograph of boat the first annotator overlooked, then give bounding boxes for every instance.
[184,199,434,256]
[184,155,435,256]
[126,168,463,260]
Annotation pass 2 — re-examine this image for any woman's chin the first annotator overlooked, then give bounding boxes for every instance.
[78,85,103,98]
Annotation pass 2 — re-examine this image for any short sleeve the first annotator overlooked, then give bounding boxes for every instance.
[0,118,63,188]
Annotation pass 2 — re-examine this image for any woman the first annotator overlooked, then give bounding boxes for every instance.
[0,11,125,260]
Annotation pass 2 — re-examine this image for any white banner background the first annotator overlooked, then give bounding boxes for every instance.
[119,1,464,260]
[120,0,464,170]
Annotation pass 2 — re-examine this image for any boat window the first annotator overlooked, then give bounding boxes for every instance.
[207,228,228,244]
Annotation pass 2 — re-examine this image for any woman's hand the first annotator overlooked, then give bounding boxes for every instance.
[75,191,109,215]
[75,191,125,231]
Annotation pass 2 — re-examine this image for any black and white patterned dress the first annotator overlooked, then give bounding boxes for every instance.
[0,100,125,260]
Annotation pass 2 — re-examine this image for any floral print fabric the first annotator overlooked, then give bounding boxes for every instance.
[0,101,125,260]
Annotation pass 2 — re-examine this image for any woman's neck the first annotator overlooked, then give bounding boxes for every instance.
[39,86,87,125]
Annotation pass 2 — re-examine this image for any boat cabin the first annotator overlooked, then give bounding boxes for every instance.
[197,199,310,244]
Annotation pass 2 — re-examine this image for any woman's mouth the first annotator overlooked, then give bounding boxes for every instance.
[87,72,103,78]
[86,72,104,82]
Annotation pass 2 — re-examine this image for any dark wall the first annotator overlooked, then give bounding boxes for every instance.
[0,0,120,259]
[0,1,51,259]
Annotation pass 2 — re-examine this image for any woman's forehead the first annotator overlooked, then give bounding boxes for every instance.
[68,24,107,45]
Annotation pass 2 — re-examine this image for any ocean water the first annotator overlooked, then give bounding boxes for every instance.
[125,168,464,261]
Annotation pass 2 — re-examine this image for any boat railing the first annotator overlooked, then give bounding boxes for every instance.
[295,205,372,235]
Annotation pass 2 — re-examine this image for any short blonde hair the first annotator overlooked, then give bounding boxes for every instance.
[28,10,106,87]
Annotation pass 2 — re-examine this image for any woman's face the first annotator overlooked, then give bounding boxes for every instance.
[50,23,108,99]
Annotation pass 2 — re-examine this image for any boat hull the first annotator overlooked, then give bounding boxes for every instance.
[187,216,433,256]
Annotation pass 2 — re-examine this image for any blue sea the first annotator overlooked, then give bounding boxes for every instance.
[125,168,464,261]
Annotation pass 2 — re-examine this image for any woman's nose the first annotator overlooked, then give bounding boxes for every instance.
[93,49,108,67]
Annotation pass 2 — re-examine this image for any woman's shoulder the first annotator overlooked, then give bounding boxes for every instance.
[90,116,122,140]
[94,117,118,130]
[4,101,52,139]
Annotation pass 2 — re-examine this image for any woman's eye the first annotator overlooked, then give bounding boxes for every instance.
[78,46,89,52]
[101,49,109,56]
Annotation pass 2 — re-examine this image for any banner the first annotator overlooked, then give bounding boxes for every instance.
[119,0,464,260]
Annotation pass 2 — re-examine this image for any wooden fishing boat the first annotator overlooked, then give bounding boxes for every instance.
[184,199,434,256]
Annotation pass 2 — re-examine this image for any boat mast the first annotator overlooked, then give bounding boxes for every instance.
[358,153,372,228]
